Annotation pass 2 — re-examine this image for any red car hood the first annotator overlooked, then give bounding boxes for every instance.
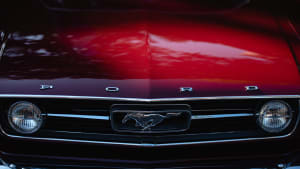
[1,8,300,99]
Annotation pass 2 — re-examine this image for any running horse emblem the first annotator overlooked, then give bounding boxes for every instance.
[122,112,182,131]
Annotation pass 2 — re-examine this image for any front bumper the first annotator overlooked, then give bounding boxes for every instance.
[0,139,298,169]
[1,151,300,169]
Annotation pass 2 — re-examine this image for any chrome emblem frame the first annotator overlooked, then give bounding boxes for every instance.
[122,112,182,131]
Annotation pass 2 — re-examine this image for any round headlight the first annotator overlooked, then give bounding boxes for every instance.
[257,100,292,133]
[8,101,43,134]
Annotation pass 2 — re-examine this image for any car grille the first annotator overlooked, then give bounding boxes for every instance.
[0,98,299,146]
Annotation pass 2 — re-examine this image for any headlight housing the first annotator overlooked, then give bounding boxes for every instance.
[8,101,43,134]
[257,100,292,133]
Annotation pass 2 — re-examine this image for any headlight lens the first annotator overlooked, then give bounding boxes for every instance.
[8,101,43,134]
[257,101,292,133]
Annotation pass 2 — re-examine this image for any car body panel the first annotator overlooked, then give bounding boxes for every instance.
[1,0,300,168]
[0,6,300,99]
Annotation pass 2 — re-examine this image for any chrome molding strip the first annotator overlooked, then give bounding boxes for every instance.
[47,114,110,120]
[0,94,299,102]
[191,113,254,120]
[0,99,298,147]
[46,113,254,121]
[192,109,251,112]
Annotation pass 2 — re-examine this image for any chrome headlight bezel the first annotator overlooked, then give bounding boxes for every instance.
[7,101,43,134]
[257,100,293,133]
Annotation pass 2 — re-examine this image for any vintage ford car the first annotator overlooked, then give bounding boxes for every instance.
[1,0,300,168]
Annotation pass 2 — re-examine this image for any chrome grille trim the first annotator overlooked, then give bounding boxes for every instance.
[46,113,254,121]
[192,109,252,112]
[191,113,254,120]
[47,114,110,120]
[0,94,299,102]
[0,128,297,147]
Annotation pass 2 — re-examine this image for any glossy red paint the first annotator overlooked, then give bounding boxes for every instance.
[1,2,300,98]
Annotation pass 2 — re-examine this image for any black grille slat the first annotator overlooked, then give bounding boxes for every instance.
[71,109,108,116]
